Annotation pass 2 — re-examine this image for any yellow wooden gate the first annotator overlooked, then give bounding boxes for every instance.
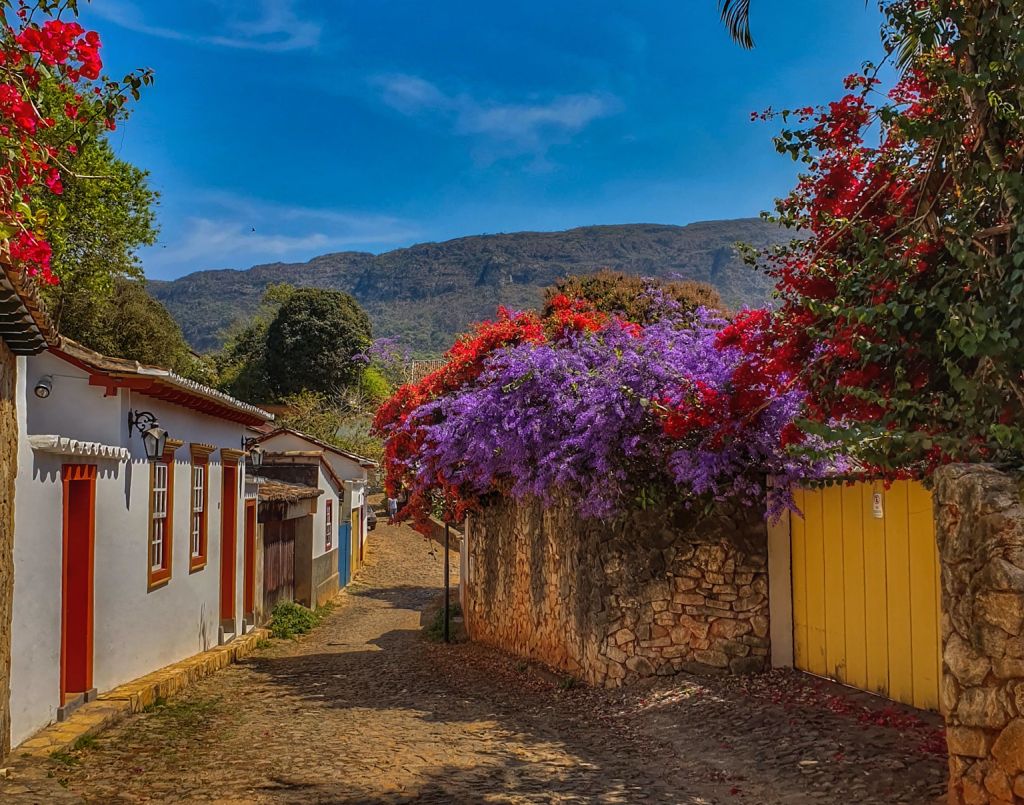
[351,508,361,575]
[791,480,942,711]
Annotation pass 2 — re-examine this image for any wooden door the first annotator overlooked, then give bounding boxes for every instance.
[792,480,941,710]
[219,464,238,623]
[262,519,295,612]
[243,500,257,616]
[61,464,96,704]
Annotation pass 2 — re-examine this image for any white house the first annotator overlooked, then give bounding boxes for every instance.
[254,428,375,598]
[9,338,273,746]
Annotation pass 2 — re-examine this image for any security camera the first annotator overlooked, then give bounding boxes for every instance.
[34,376,52,399]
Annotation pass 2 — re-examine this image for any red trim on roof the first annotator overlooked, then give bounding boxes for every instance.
[54,347,271,427]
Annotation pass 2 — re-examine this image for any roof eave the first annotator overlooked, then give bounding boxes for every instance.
[0,262,57,355]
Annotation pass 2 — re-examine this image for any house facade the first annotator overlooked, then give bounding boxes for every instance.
[255,477,322,619]
[255,428,374,598]
[8,338,272,747]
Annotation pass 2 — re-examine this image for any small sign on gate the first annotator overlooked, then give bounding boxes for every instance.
[872,492,884,519]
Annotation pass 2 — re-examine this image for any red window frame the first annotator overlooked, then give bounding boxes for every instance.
[189,444,213,571]
[148,447,177,589]
[325,499,333,551]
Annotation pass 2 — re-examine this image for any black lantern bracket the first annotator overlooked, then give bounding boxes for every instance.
[127,409,159,438]
[127,409,169,463]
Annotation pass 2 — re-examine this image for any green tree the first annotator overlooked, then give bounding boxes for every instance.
[543,271,724,325]
[265,288,373,398]
[278,389,384,462]
[214,284,297,401]
[27,75,158,341]
[38,127,158,332]
[62,278,213,383]
[716,1,934,68]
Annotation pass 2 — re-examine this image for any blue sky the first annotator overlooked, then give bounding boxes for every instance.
[81,1,889,280]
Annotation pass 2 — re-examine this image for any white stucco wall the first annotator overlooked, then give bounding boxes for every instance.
[10,353,257,746]
[259,431,369,552]
[310,463,343,560]
[9,356,61,745]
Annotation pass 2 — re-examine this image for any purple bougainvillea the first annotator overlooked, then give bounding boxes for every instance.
[391,306,833,521]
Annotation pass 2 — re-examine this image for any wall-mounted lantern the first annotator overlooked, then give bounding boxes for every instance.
[128,409,168,463]
[241,436,264,468]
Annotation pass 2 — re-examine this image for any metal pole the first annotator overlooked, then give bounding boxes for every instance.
[443,521,451,643]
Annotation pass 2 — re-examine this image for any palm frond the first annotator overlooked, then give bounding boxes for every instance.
[719,0,753,49]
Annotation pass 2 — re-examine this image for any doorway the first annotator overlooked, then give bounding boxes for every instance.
[243,499,256,621]
[220,463,238,629]
[790,480,941,711]
[61,464,97,713]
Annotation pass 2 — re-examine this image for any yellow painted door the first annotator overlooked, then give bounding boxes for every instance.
[351,508,360,574]
[791,480,942,711]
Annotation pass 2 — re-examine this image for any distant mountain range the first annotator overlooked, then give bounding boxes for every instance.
[150,218,792,356]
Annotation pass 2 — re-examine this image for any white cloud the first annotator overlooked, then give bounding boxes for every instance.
[144,194,419,275]
[163,218,333,264]
[372,73,620,160]
[90,0,321,53]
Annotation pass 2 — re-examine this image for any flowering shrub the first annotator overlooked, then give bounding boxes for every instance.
[374,286,832,530]
[0,0,151,283]
[747,1,1024,473]
[372,306,545,528]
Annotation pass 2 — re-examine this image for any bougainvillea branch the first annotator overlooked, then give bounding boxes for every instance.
[743,1,1024,474]
[0,0,152,283]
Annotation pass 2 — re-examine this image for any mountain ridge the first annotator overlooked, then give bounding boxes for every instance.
[150,218,790,355]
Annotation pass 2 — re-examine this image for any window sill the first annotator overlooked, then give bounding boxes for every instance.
[147,573,171,592]
[189,559,207,574]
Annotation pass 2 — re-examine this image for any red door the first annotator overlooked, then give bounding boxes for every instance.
[243,500,256,617]
[220,464,238,622]
[61,465,96,704]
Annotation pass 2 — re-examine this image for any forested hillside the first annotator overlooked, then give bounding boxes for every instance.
[151,219,791,355]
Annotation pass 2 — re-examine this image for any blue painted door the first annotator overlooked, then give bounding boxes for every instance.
[338,522,352,586]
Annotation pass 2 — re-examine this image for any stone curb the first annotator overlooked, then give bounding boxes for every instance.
[12,628,271,760]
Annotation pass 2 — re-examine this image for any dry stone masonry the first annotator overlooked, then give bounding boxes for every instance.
[464,495,770,687]
[934,465,1024,804]
[0,339,17,758]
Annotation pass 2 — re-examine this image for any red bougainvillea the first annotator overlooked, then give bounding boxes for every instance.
[0,1,151,283]
[740,1,1024,473]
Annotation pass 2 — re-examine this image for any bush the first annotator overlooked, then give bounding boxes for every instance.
[269,602,324,639]
[423,601,463,642]
[543,271,724,324]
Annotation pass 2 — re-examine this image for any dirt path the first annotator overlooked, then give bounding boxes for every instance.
[38,522,946,804]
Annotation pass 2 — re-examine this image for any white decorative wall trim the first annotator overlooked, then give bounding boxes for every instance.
[29,434,129,461]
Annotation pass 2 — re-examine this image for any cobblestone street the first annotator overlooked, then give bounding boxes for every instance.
[30,522,947,804]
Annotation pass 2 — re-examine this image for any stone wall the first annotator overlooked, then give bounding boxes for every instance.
[0,341,16,758]
[934,465,1024,804]
[464,495,770,687]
